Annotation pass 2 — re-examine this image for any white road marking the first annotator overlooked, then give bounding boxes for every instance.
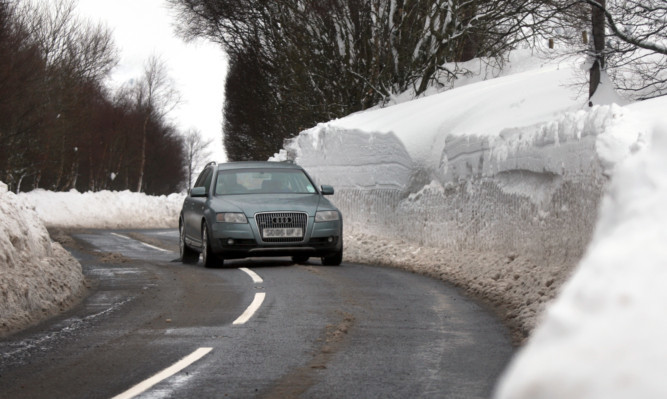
[111,232,131,240]
[239,267,264,284]
[110,347,212,399]
[138,242,171,253]
[233,293,266,325]
[110,232,170,253]
[101,233,266,397]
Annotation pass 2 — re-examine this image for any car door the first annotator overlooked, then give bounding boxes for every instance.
[184,167,214,245]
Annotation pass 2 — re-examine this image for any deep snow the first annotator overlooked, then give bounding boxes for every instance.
[20,189,185,229]
[272,50,667,397]
[273,53,639,341]
[2,50,667,397]
[0,182,84,336]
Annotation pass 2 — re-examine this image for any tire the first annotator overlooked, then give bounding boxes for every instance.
[291,255,310,264]
[180,221,200,264]
[202,223,224,268]
[321,249,342,266]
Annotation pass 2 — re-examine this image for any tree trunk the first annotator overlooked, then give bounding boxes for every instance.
[136,115,149,192]
[34,170,41,190]
[55,141,65,189]
[589,0,606,102]
[16,173,25,194]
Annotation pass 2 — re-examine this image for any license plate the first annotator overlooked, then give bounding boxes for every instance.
[263,228,303,238]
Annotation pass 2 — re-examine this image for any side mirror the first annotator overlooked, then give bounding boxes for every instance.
[190,186,207,197]
[320,185,334,195]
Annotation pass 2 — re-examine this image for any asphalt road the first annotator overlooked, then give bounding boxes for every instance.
[0,229,514,399]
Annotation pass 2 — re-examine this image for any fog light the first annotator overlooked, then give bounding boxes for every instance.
[327,236,334,243]
[227,238,235,245]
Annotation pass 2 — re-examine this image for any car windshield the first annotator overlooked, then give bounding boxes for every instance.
[215,169,317,195]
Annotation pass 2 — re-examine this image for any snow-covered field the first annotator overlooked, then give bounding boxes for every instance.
[2,50,667,396]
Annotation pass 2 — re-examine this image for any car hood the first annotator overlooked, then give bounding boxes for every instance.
[211,194,331,216]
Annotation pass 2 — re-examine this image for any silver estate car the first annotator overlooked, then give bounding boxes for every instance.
[179,161,343,268]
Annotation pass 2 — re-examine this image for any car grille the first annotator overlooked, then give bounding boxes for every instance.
[255,212,307,243]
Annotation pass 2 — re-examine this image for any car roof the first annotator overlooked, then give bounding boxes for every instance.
[215,161,303,171]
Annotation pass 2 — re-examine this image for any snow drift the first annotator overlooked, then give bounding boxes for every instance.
[274,52,667,396]
[275,56,641,339]
[0,182,84,336]
[0,187,184,336]
[496,105,667,398]
[18,189,186,229]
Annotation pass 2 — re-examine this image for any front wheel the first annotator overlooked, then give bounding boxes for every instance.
[321,249,342,266]
[202,223,223,268]
[292,255,310,264]
[180,222,199,264]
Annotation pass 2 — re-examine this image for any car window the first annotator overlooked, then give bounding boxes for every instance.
[202,169,213,193]
[215,169,316,195]
[194,168,209,188]
[194,168,213,193]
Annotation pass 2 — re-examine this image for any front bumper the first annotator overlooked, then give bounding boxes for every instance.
[209,217,342,259]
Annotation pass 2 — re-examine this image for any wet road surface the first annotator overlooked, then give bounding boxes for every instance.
[0,229,514,398]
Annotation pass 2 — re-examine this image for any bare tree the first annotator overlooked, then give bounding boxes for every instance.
[532,0,667,101]
[131,55,180,192]
[582,0,667,55]
[182,128,212,190]
[583,0,667,100]
[0,0,189,194]
[169,0,667,161]
[0,0,43,190]
[170,0,548,160]
[23,0,116,80]
[1,0,120,191]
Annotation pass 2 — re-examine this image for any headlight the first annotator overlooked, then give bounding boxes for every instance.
[216,212,248,223]
[315,210,340,222]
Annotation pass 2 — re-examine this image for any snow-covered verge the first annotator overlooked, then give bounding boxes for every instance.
[0,182,85,337]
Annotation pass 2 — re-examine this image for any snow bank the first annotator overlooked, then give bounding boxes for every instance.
[276,56,639,340]
[0,182,84,336]
[18,189,186,229]
[0,187,184,336]
[290,57,586,186]
[276,52,667,394]
[291,111,611,340]
[496,99,667,398]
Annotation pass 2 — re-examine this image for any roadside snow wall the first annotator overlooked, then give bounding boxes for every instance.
[295,109,609,258]
[18,189,185,229]
[0,182,85,337]
[495,101,667,399]
[280,104,638,341]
